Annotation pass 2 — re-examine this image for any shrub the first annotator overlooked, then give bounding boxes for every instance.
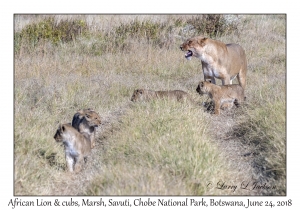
[185,14,240,37]
[15,17,88,53]
[115,19,161,41]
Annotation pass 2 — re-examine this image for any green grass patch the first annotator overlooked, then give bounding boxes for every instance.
[15,17,88,54]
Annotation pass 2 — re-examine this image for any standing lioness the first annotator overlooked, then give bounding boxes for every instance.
[180,36,247,89]
[196,81,245,115]
[54,123,91,173]
[131,89,194,103]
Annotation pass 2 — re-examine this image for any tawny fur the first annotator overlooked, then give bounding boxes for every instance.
[131,89,195,103]
[180,36,247,90]
[54,123,91,173]
[196,81,245,115]
[71,108,101,149]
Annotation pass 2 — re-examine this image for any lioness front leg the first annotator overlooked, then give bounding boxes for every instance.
[222,76,231,85]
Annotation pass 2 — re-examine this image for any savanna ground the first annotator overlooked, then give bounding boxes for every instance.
[14,14,286,195]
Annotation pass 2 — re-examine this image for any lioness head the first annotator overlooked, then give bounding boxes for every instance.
[180,36,208,60]
[196,80,211,95]
[131,89,145,102]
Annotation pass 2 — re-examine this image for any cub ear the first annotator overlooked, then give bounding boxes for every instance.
[138,89,144,94]
[200,81,204,87]
[58,123,62,130]
[85,113,91,118]
[61,124,65,132]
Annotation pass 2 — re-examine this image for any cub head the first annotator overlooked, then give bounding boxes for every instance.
[131,89,145,102]
[196,80,211,95]
[85,111,101,127]
[180,36,208,60]
[54,123,72,142]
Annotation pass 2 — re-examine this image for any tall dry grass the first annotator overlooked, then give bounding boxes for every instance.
[14,14,285,195]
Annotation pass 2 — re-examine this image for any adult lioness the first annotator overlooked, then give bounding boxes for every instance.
[196,80,245,115]
[71,108,101,149]
[131,89,194,103]
[54,123,91,173]
[180,36,247,89]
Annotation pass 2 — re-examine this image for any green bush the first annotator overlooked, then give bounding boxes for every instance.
[15,17,88,53]
[186,14,239,37]
[115,19,161,40]
[82,19,166,56]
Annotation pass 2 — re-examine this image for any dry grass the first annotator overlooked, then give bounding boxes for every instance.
[14,14,285,195]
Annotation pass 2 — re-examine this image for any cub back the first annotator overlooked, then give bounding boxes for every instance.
[131,89,190,102]
[72,108,101,132]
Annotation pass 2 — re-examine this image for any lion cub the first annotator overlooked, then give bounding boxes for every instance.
[71,108,101,149]
[54,123,91,173]
[196,81,245,115]
[131,89,194,103]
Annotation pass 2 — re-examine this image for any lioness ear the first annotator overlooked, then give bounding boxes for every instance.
[198,37,207,46]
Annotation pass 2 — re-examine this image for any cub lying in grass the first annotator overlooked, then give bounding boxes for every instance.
[131,89,194,103]
[72,108,101,149]
[54,123,91,173]
[196,80,245,115]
